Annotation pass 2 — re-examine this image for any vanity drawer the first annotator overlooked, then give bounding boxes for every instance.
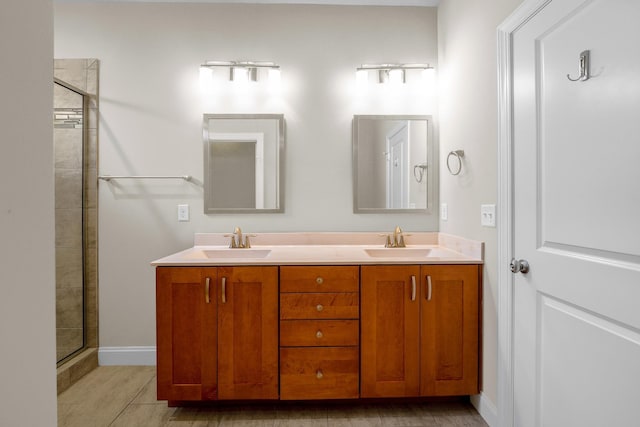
[280,293,359,320]
[280,347,359,399]
[280,320,359,347]
[280,266,359,293]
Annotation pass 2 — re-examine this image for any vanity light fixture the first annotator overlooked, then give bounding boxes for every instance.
[356,63,434,84]
[201,60,281,83]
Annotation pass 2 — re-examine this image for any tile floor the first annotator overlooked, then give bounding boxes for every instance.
[58,366,488,427]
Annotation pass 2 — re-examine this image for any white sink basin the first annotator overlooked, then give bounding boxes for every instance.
[203,249,271,259]
[364,248,432,258]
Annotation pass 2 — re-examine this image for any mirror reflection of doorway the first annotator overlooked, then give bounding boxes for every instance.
[210,133,264,209]
[386,122,409,209]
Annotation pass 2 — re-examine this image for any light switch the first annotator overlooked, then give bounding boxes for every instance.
[441,203,448,221]
[481,204,496,227]
[178,204,189,222]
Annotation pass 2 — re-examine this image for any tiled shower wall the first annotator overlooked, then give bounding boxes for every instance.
[54,59,99,389]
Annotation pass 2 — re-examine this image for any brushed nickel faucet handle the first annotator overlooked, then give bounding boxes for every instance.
[378,233,393,248]
[244,234,257,248]
[224,233,238,248]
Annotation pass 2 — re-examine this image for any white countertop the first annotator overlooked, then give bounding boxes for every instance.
[151,232,483,266]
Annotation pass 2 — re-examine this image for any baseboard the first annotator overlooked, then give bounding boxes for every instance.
[98,346,156,366]
[471,393,498,427]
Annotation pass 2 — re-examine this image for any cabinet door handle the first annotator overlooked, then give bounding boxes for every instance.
[426,275,432,301]
[205,277,210,304]
[411,275,417,301]
[221,277,227,304]
[316,369,324,379]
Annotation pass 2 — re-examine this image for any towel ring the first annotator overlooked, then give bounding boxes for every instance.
[446,150,464,175]
[413,163,428,183]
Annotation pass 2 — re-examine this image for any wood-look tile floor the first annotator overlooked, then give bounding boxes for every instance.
[58,366,488,427]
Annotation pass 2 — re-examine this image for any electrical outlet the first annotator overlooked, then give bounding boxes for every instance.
[481,204,496,227]
[441,203,448,221]
[178,204,190,222]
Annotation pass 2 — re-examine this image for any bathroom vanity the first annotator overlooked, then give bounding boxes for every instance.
[152,232,483,405]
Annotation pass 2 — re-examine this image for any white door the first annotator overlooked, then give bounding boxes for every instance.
[386,123,409,209]
[511,0,640,425]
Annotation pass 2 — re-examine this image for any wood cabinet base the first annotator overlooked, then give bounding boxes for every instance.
[157,264,481,404]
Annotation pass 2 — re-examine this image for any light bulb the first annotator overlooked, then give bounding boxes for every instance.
[421,67,435,87]
[389,69,405,85]
[199,66,213,92]
[232,67,249,84]
[356,69,368,86]
[268,68,281,84]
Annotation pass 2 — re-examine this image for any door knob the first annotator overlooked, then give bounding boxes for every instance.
[510,258,530,274]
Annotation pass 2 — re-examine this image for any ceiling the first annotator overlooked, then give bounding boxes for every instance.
[53,0,440,6]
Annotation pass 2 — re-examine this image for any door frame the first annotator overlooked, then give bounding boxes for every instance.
[496,0,551,426]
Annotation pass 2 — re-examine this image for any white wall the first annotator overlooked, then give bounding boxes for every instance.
[54,3,438,351]
[0,1,57,425]
[437,0,523,419]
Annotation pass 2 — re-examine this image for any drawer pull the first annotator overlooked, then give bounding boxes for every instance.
[316,330,323,339]
[316,369,324,379]
[316,304,324,312]
[316,277,324,285]
[221,277,227,304]
[411,275,417,301]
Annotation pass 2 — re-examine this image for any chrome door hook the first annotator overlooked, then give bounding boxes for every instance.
[567,50,590,82]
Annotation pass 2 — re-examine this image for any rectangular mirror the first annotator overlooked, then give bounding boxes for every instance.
[204,114,284,213]
[353,115,433,213]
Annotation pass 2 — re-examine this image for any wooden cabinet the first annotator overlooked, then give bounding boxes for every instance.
[279,266,360,400]
[361,264,481,398]
[360,265,421,397]
[420,265,480,396]
[156,262,480,403]
[156,267,218,401]
[156,266,278,402]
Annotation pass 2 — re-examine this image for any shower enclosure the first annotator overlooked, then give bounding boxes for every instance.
[53,59,99,382]
[54,80,86,363]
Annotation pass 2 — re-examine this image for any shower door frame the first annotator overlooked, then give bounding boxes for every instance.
[54,77,90,366]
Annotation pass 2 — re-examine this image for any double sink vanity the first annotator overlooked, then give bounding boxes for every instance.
[152,229,483,405]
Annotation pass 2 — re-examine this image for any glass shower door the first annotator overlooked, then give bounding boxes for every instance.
[54,81,86,364]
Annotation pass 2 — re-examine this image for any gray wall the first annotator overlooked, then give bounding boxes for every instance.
[438,0,524,415]
[54,3,438,353]
[0,0,57,425]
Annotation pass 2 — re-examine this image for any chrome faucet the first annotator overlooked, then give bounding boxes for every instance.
[226,226,254,248]
[384,226,406,248]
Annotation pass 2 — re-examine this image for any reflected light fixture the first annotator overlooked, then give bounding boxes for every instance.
[201,60,280,83]
[356,64,434,84]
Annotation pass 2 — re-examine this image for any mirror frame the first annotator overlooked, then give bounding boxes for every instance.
[203,113,285,214]
[352,114,434,214]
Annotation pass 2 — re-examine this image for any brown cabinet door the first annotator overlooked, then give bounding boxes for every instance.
[360,265,421,398]
[420,265,481,396]
[217,266,279,400]
[156,267,218,401]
